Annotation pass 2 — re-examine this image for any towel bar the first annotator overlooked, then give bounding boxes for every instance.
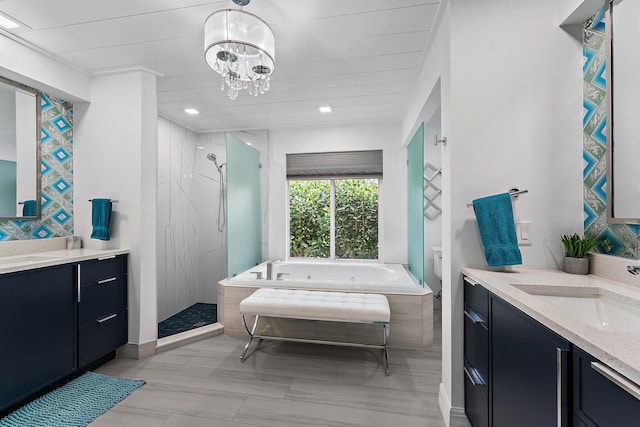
[88,199,119,203]
[466,189,528,208]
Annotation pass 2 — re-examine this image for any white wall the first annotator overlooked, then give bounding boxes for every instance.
[403,0,585,424]
[75,70,158,346]
[268,124,406,263]
[0,35,90,103]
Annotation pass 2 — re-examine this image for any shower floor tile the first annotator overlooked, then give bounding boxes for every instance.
[158,303,217,339]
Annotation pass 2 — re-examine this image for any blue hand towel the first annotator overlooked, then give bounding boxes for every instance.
[22,200,37,216]
[91,198,112,241]
[472,193,522,267]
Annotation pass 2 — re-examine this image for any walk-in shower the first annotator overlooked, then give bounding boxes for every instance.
[207,153,226,232]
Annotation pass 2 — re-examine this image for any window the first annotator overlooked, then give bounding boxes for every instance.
[289,178,379,260]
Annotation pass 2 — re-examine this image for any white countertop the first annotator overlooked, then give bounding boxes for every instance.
[0,248,129,275]
[462,267,640,385]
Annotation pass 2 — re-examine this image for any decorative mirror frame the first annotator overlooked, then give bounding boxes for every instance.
[0,76,42,221]
[605,0,640,225]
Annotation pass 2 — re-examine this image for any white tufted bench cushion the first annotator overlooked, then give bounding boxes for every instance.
[239,288,390,324]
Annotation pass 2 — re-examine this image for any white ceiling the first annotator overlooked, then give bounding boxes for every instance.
[0,0,441,132]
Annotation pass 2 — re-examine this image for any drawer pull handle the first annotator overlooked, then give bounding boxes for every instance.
[98,255,116,261]
[77,264,81,303]
[98,277,117,285]
[464,277,479,287]
[464,366,485,387]
[97,313,118,324]
[591,361,640,401]
[464,308,488,330]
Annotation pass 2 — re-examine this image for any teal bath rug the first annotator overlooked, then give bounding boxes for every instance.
[0,372,145,427]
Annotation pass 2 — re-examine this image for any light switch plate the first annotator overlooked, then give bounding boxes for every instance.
[516,221,532,246]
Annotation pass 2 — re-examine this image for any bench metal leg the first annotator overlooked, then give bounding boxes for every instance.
[240,314,260,362]
[383,324,390,376]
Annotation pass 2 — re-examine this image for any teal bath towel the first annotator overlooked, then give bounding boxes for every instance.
[91,198,112,241]
[22,200,36,216]
[472,193,522,267]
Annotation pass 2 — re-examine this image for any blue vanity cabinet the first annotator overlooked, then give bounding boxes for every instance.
[491,294,570,427]
[0,264,76,413]
[77,255,128,368]
[463,276,571,427]
[573,346,639,427]
[463,277,489,427]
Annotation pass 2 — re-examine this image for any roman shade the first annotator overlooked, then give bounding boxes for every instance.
[286,150,383,179]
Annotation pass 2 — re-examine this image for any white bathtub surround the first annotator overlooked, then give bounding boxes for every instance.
[462,267,640,385]
[219,261,433,350]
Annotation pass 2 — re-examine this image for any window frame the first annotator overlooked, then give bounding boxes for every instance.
[286,177,382,262]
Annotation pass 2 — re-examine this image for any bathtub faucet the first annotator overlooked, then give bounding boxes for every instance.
[627,265,640,275]
[266,260,279,280]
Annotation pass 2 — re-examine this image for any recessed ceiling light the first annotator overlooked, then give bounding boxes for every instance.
[0,14,19,29]
[184,108,200,115]
[318,106,333,114]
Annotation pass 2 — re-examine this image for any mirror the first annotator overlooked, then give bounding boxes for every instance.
[0,76,40,220]
[606,0,640,224]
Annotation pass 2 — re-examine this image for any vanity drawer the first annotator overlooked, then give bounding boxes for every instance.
[573,346,639,427]
[464,360,489,427]
[78,275,127,327]
[464,306,489,380]
[78,309,127,368]
[79,255,127,285]
[464,277,488,321]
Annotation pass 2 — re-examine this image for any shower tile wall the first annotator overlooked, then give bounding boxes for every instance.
[156,117,224,322]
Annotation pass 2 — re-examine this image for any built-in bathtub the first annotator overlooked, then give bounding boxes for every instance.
[218,261,433,349]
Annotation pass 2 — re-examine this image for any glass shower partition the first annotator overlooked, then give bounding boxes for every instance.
[407,123,425,286]
[226,133,262,278]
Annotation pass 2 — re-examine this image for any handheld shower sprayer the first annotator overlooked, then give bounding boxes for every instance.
[207,153,225,172]
[207,153,226,232]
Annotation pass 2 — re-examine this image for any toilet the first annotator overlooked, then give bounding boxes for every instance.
[432,246,443,281]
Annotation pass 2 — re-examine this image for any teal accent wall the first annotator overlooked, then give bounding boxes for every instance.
[226,132,262,278]
[0,93,74,241]
[407,123,424,285]
[583,9,640,258]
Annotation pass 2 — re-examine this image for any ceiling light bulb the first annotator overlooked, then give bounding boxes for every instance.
[184,108,200,115]
[319,106,333,114]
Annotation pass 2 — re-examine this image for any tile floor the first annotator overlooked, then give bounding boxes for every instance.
[92,304,445,427]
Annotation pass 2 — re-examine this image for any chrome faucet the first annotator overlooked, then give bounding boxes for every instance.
[266,260,279,280]
[627,265,640,275]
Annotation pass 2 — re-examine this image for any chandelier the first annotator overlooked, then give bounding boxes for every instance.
[204,0,275,100]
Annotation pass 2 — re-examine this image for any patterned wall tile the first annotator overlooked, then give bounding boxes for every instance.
[0,93,74,241]
[583,9,640,259]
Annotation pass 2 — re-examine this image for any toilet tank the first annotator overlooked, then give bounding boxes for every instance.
[432,246,443,280]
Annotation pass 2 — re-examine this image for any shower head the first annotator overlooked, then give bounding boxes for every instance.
[207,153,224,172]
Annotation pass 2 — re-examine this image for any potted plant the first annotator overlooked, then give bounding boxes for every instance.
[561,233,598,274]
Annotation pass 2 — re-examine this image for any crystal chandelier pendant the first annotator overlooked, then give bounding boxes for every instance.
[204,0,275,100]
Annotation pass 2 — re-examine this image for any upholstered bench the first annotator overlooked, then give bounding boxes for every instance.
[239,288,391,375]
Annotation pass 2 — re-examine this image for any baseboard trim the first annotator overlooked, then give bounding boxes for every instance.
[439,383,471,427]
[118,340,157,360]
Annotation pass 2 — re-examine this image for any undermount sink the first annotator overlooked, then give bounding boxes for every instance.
[513,284,640,333]
[0,255,62,265]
